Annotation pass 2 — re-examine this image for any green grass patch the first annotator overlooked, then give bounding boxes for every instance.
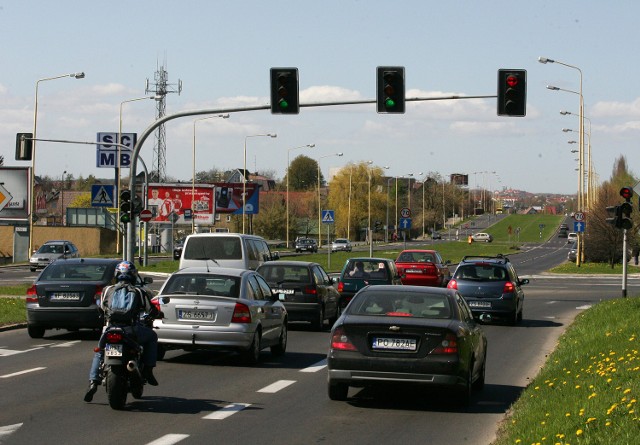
[0,297,26,326]
[492,297,640,445]
[549,262,640,275]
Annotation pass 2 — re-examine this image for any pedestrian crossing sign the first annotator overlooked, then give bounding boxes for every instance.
[91,184,115,207]
[322,210,335,224]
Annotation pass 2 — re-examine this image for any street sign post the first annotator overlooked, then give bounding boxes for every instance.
[139,209,153,223]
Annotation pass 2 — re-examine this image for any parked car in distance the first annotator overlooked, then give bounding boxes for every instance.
[336,257,403,311]
[256,261,339,331]
[567,232,578,243]
[395,249,451,287]
[25,258,153,338]
[471,232,493,243]
[29,240,80,272]
[447,254,528,325]
[327,285,488,406]
[152,267,287,364]
[331,238,352,252]
[295,238,318,253]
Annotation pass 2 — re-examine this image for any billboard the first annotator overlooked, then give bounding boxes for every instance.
[213,182,259,215]
[0,167,30,221]
[450,173,469,186]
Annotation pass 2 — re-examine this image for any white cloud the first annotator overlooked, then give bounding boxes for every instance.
[301,86,363,102]
[591,97,640,118]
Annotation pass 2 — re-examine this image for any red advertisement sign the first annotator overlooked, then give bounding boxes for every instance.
[147,184,215,225]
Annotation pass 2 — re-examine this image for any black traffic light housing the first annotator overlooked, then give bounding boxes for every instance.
[498,69,527,117]
[120,189,132,224]
[15,133,33,161]
[270,68,299,114]
[606,205,619,227]
[619,187,634,230]
[377,66,405,114]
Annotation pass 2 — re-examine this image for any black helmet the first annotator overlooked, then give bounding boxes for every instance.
[115,260,137,283]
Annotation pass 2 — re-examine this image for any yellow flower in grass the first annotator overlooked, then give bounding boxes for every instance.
[586,417,596,424]
[576,429,583,436]
[623,388,632,394]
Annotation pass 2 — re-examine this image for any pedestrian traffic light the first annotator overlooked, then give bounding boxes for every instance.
[15,133,33,161]
[120,189,132,224]
[497,69,527,117]
[270,68,299,114]
[377,66,405,114]
[619,201,633,230]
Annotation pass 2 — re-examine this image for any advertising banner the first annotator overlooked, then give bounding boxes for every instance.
[213,182,259,215]
[148,184,215,225]
[0,167,30,221]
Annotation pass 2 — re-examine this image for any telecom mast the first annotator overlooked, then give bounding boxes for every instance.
[145,62,182,182]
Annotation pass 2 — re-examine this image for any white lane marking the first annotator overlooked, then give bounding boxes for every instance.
[52,340,81,348]
[203,403,251,420]
[257,380,296,393]
[0,367,46,378]
[546,301,558,304]
[0,347,43,357]
[0,423,23,440]
[300,359,327,373]
[145,434,190,445]
[576,305,592,310]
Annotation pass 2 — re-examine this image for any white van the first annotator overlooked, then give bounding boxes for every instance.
[179,233,279,270]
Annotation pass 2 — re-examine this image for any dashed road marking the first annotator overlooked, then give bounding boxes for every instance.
[300,359,327,372]
[203,403,251,420]
[257,380,296,393]
[1,367,46,378]
[145,434,190,445]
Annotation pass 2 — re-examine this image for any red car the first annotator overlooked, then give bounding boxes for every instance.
[395,249,451,287]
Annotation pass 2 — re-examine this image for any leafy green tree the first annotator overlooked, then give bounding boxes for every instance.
[252,192,286,239]
[287,155,321,191]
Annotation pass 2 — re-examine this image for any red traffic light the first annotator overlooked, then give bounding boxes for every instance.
[506,75,518,87]
[620,187,633,200]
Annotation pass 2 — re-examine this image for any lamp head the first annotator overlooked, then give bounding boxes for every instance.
[546,85,560,91]
[73,72,85,79]
[538,57,554,64]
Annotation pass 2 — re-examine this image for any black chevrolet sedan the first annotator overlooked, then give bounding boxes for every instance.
[327,285,487,406]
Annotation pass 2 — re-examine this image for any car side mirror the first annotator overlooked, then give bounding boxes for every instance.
[144,276,153,284]
[445,260,451,265]
[271,251,280,260]
[519,278,530,286]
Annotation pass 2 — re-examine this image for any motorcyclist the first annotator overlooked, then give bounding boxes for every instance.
[84,260,161,402]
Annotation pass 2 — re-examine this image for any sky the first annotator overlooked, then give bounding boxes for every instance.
[1,0,639,195]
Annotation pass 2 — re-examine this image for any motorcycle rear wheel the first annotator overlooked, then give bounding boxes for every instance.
[106,367,128,410]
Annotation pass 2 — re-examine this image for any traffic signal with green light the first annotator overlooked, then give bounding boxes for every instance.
[120,189,132,224]
[377,66,405,114]
[270,68,299,114]
[498,69,527,117]
[15,133,33,161]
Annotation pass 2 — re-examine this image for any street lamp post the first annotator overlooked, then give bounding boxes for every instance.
[540,56,584,265]
[192,114,230,233]
[243,133,277,234]
[561,111,593,210]
[317,153,343,247]
[29,72,85,258]
[286,143,315,248]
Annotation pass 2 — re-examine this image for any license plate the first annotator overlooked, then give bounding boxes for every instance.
[50,292,80,301]
[178,309,215,320]
[272,289,294,294]
[405,269,422,274]
[468,301,491,308]
[372,337,417,351]
[105,344,123,357]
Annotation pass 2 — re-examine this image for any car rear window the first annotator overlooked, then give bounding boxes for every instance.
[343,260,388,280]
[350,291,451,318]
[162,274,240,298]
[184,236,242,260]
[257,265,311,284]
[455,265,507,281]
[40,263,113,281]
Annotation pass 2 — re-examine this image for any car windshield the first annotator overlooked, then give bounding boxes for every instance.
[455,264,507,281]
[38,244,64,254]
[162,274,240,298]
[349,291,452,319]
[40,263,112,281]
[258,265,311,284]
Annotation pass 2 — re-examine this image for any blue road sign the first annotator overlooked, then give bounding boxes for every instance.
[322,210,335,224]
[399,217,412,229]
[91,184,114,207]
[574,221,585,233]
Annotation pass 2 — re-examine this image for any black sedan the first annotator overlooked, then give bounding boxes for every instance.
[25,258,153,338]
[327,285,487,406]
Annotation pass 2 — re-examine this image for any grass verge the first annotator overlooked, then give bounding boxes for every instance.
[492,297,640,445]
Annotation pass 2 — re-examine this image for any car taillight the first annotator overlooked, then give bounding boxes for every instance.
[330,327,357,351]
[150,296,161,313]
[446,279,458,290]
[231,302,252,323]
[106,331,123,343]
[432,333,458,354]
[503,281,515,293]
[337,281,344,292]
[94,285,104,304]
[303,285,317,295]
[26,285,38,303]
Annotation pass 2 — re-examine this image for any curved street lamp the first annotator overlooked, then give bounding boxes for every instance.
[286,143,315,248]
[243,133,277,234]
[29,72,85,258]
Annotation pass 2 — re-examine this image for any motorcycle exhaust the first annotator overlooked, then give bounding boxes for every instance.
[126,360,138,372]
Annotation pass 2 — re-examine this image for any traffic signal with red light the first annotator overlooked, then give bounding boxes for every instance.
[120,189,132,224]
[620,186,633,201]
[15,133,33,161]
[497,69,526,117]
[619,201,633,230]
[270,68,299,114]
[377,66,405,114]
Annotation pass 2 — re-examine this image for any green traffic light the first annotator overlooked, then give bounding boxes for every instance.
[120,214,131,224]
[385,98,396,108]
[279,99,289,109]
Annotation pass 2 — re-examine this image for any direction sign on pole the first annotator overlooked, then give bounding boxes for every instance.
[0,184,13,211]
[399,217,412,229]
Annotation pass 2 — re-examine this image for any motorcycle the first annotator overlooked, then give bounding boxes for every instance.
[98,316,153,410]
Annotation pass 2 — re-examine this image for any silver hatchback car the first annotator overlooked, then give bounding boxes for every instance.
[153,267,288,364]
[29,240,80,272]
[331,238,352,252]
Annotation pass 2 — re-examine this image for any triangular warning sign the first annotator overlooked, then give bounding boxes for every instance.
[322,211,334,223]
[92,186,113,205]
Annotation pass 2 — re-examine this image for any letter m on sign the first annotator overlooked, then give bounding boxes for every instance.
[97,150,116,168]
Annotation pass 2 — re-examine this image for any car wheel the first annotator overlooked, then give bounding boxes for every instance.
[27,325,45,339]
[156,344,167,361]
[472,352,486,391]
[328,380,349,401]
[242,330,261,365]
[509,309,519,326]
[311,307,325,331]
[457,365,473,407]
[270,323,287,356]
[30,268,36,272]
[517,306,524,323]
